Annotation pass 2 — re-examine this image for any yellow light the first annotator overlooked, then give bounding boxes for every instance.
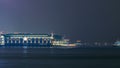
[77,40,81,42]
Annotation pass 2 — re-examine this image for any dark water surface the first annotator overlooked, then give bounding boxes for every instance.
[0,47,120,68]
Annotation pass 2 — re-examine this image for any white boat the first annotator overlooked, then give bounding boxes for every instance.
[113,41,120,47]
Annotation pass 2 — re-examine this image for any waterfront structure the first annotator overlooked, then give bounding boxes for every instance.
[0,33,69,46]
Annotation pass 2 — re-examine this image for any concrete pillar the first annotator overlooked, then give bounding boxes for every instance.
[19,40,20,43]
[38,39,40,43]
[30,40,32,43]
[11,40,13,43]
[15,40,17,43]
[26,40,28,43]
[49,40,52,44]
[7,40,9,43]
[43,39,46,44]
[23,40,24,43]
[46,39,48,44]
[42,38,44,44]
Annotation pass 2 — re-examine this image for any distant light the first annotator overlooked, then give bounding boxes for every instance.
[1,36,4,38]
[76,40,81,42]
[69,44,76,46]
[23,37,28,41]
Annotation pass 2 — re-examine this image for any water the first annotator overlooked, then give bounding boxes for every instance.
[0,47,120,68]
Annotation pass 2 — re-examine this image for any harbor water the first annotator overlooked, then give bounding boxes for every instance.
[0,46,120,68]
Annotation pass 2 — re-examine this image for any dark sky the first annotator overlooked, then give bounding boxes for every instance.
[0,0,120,42]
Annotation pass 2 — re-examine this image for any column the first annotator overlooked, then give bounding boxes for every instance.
[34,38,36,43]
[7,40,9,43]
[19,39,20,43]
[38,39,40,43]
[42,38,44,44]
[11,40,13,43]
[46,39,47,44]
[15,40,17,43]
[31,40,32,43]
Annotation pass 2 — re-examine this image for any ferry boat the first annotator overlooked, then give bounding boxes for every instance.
[113,40,120,47]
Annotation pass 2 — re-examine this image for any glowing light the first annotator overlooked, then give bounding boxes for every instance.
[76,40,81,42]
[23,37,28,41]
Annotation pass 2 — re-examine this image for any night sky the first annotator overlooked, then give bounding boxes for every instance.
[0,0,120,42]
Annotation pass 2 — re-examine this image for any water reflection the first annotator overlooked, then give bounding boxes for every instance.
[0,60,8,68]
[0,48,120,68]
[23,49,27,54]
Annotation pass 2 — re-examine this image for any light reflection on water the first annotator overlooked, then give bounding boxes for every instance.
[0,59,120,68]
[0,60,8,68]
[23,49,27,54]
[0,47,120,68]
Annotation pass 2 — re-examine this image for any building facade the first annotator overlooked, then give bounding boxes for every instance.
[0,33,69,46]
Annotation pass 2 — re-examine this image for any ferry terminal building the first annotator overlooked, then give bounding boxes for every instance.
[0,33,68,46]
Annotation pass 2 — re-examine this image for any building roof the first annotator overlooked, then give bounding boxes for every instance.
[1,33,51,37]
